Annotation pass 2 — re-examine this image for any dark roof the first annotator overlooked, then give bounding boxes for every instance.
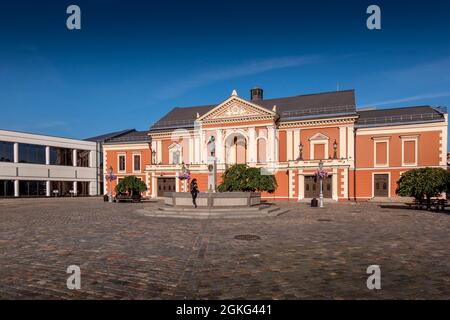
[150,90,356,131]
[85,129,135,142]
[104,130,150,144]
[150,105,214,131]
[356,106,447,127]
[258,90,356,121]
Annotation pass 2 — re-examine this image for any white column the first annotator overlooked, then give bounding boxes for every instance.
[46,181,51,197]
[288,170,293,198]
[216,129,223,164]
[89,150,95,168]
[157,141,162,163]
[73,149,77,167]
[151,173,157,198]
[13,143,19,163]
[45,146,50,165]
[343,167,349,199]
[332,167,338,201]
[188,136,194,164]
[441,122,448,166]
[347,126,355,167]
[339,126,347,159]
[267,125,276,163]
[248,127,256,165]
[14,180,19,197]
[199,129,204,163]
[297,170,304,201]
[293,129,300,160]
[73,181,77,196]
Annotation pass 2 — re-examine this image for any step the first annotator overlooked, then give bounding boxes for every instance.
[157,205,270,213]
[137,205,289,219]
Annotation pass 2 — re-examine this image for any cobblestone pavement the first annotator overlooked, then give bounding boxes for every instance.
[0,197,449,299]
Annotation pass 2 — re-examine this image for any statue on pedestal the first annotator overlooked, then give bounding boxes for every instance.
[209,136,216,157]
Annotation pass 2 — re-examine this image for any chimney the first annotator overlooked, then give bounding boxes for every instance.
[250,87,263,101]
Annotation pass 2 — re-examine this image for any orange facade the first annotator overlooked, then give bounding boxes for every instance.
[103,90,448,201]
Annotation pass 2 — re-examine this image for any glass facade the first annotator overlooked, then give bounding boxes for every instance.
[0,141,14,162]
[50,147,73,166]
[18,143,46,164]
[50,181,73,197]
[76,150,90,167]
[19,180,46,197]
[77,182,90,196]
[0,180,14,197]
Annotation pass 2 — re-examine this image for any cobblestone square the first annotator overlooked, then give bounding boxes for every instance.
[0,198,448,299]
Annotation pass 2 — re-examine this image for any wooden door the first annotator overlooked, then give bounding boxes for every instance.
[157,178,176,197]
[374,174,389,197]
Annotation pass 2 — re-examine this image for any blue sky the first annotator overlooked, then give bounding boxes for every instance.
[1,0,450,140]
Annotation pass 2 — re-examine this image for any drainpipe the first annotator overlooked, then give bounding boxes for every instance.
[353,127,357,202]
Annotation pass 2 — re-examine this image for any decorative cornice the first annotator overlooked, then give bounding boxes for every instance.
[279,116,358,128]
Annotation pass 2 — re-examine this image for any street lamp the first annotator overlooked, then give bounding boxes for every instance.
[106,166,117,203]
[319,160,324,208]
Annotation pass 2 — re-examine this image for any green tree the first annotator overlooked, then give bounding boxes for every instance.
[218,164,277,193]
[115,176,147,196]
[396,167,450,209]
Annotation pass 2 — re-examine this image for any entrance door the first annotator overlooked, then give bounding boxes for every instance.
[304,176,332,198]
[157,178,176,197]
[374,174,389,197]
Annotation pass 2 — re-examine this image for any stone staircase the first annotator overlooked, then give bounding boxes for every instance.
[137,203,289,219]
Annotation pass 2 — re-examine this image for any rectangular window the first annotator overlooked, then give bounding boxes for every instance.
[403,140,416,165]
[313,144,325,160]
[0,180,14,197]
[19,143,46,164]
[50,181,74,197]
[375,141,388,166]
[133,154,141,172]
[76,150,90,167]
[0,141,14,162]
[118,155,126,172]
[19,180,47,197]
[50,147,73,166]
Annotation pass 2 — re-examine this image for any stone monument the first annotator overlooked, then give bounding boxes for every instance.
[207,136,217,193]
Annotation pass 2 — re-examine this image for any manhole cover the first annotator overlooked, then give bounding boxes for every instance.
[317,219,333,222]
[234,234,261,241]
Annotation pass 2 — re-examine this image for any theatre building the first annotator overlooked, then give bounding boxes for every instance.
[0,129,100,197]
[103,88,448,201]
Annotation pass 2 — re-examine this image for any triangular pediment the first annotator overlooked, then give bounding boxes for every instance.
[309,133,329,141]
[198,95,276,122]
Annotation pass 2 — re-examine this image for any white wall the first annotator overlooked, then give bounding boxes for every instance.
[0,129,99,196]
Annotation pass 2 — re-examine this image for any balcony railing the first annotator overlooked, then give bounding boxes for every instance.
[281,105,356,118]
[357,112,445,127]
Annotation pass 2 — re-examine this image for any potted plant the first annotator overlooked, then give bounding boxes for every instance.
[114,176,147,202]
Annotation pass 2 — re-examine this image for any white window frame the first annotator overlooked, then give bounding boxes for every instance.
[371,172,391,198]
[168,143,182,165]
[309,133,329,160]
[373,137,390,168]
[118,153,126,173]
[132,153,141,173]
[400,135,419,167]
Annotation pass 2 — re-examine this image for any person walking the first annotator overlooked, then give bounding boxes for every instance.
[190,178,199,208]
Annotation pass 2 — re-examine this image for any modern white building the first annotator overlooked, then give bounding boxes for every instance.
[0,129,99,197]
